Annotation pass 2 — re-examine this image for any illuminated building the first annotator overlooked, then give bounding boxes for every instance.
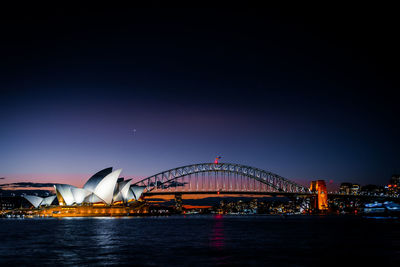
[387,174,400,196]
[22,168,145,209]
[351,184,360,194]
[339,183,352,194]
[310,180,328,211]
[1,196,28,210]
[53,167,145,206]
[390,174,400,186]
[21,168,146,217]
[360,184,384,196]
[339,183,360,195]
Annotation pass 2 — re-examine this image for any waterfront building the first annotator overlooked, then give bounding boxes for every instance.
[360,184,385,196]
[351,184,360,195]
[0,196,29,210]
[339,183,361,195]
[55,167,145,206]
[24,167,145,208]
[339,183,352,194]
[387,174,400,196]
[390,174,400,186]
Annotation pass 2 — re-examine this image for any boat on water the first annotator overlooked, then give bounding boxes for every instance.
[363,201,400,217]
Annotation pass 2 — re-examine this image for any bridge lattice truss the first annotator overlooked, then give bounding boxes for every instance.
[133,163,311,194]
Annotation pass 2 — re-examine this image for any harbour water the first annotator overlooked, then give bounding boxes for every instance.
[1,215,399,266]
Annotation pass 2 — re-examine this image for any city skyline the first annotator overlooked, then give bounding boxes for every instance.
[1,7,399,190]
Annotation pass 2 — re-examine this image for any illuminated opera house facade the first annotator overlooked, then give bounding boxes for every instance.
[24,168,145,209]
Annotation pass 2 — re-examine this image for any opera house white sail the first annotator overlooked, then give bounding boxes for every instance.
[131,186,146,201]
[113,179,132,202]
[24,195,56,208]
[54,184,76,206]
[71,188,91,204]
[41,195,56,206]
[53,167,145,206]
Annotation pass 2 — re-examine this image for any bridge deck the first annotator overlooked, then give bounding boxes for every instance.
[144,191,313,197]
[144,191,398,200]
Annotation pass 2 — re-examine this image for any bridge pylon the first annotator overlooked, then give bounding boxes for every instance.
[310,180,328,212]
[174,193,183,213]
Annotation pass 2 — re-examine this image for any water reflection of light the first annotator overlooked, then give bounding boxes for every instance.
[210,214,225,249]
[93,218,118,248]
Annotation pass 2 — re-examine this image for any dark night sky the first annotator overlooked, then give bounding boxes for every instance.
[0,6,399,188]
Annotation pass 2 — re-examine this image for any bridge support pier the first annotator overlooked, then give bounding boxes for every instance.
[174,193,182,213]
[310,180,328,212]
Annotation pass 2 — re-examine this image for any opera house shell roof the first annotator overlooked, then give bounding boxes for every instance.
[24,167,145,207]
[23,195,56,208]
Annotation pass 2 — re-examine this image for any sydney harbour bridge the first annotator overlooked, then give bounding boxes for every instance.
[132,162,311,196]
[132,162,320,210]
[131,162,398,212]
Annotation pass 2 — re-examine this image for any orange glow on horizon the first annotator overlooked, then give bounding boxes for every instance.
[182,205,212,209]
[0,173,146,190]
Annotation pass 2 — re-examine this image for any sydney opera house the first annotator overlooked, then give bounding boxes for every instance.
[24,168,145,209]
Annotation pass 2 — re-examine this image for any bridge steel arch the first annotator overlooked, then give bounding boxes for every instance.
[132,163,310,194]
